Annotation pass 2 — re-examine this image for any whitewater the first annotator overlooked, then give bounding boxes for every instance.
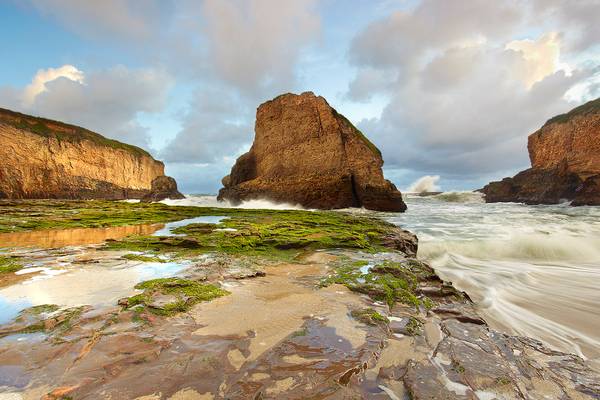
[163,193,600,367]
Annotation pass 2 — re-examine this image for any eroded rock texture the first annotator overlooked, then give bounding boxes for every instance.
[218,92,406,211]
[0,108,183,201]
[483,98,600,205]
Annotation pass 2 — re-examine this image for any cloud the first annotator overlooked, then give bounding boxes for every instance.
[198,0,320,95]
[506,32,565,88]
[23,0,163,41]
[22,65,84,106]
[347,0,599,188]
[530,0,600,53]
[161,88,253,164]
[0,65,173,150]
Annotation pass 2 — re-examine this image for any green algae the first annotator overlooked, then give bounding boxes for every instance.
[292,327,309,337]
[1,107,152,158]
[123,278,229,316]
[0,256,23,273]
[0,200,212,232]
[20,304,60,315]
[0,200,399,251]
[351,308,389,326]
[332,109,382,157]
[405,316,423,336]
[122,253,167,263]
[12,305,85,336]
[322,259,430,309]
[102,206,399,261]
[545,97,600,125]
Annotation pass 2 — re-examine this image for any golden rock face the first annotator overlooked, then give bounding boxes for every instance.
[0,108,178,200]
[528,112,600,180]
[218,92,406,211]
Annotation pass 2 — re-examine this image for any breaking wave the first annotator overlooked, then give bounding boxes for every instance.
[388,196,600,364]
[420,232,600,262]
[430,191,484,203]
[406,175,440,193]
[161,195,305,210]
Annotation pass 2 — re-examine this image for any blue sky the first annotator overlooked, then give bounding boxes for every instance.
[1,0,598,194]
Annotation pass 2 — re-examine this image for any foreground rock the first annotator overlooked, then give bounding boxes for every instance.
[0,108,183,201]
[0,202,599,398]
[218,92,406,211]
[483,98,600,205]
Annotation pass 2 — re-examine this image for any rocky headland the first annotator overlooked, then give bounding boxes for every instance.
[483,98,600,205]
[218,92,406,211]
[0,108,183,201]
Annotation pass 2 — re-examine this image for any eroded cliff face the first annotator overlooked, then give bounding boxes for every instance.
[528,112,600,178]
[483,98,600,205]
[218,92,406,211]
[0,108,183,200]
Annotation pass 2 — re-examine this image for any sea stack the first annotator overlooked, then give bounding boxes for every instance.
[482,98,600,206]
[0,108,183,201]
[217,92,406,211]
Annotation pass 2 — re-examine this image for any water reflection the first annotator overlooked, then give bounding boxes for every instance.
[0,224,162,249]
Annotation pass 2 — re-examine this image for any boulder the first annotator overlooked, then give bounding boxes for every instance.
[217,92,406,211]
[142,176,184,202]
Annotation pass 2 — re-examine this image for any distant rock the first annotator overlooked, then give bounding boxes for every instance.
[217,92,406,211]
[0,108,183,201]
[483,98,600,206]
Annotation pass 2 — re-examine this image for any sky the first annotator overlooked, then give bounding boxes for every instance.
[0,0,599,194]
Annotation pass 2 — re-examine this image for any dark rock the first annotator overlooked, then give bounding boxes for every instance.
[381,229,418,256]
[142,176,184,202]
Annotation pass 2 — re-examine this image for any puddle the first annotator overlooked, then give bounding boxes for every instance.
[152,216,227,237]
[359,263,373,274]
[0,224,161,249]
[0,258,188,324]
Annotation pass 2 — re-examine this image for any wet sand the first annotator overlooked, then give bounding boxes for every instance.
[191,255,368,362]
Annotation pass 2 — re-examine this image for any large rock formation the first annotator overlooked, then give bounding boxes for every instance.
[218,92,406,211]
[0,108,183,201]
[483,98,600,205]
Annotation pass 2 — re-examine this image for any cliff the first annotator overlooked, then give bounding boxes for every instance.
[217,92,406,211]
[0,108,183,201]
[482,98,600,205]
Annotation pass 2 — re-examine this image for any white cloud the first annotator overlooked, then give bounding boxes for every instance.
[346,0,599,187]
[161,88,253,164]
[0,65,173,151]
[22,65,84,106]
[506,32,567,88]
[24,0,163,41]
[199,0,320,95]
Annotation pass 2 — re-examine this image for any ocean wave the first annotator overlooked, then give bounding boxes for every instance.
[406,175,440,193]
[419,232,600,263]
[161,195,305,210]
[427,251,600,361]
[430,191,484,203]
